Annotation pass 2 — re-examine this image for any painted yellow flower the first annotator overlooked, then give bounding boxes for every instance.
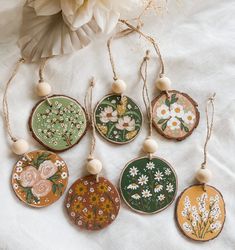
[101,200,113,213]
[97,124,108,135]
[83,211,95,223]
[117,96,127,116]
[125,130,137,140]
[97,214,107,224]
[72,200,84,213]
[97,183,108,193]
[75,183,87,196]
[89,194,100,205]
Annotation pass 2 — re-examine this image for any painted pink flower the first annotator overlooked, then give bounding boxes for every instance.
[20,166,40,187]
[39,160,58,179]
[32,180,52,197]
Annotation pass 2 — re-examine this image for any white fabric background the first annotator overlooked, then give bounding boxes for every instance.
[0,1,235,249]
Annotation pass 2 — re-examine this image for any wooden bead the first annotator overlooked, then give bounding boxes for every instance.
[142,138,158,153]
[196,168,212,183]
[36,81,52,97]
[112,79,127,94]
[87,159,102,175]
[11,139,29,155]
[156,76,171,91]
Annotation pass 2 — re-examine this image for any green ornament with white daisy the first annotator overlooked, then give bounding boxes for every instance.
[119,156,177,214]
[94,94,143,144]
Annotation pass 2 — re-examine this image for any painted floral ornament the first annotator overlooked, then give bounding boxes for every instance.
[29,60,87,152]
[119,51,177,214]
[152,90,200,141]
[94,94,142,144]
[65,175,120,230]
[175,94,226,241]
[94,37,143,144]
[65,79,120,230]
[176,185,225,241]
[12,150,69,207]
[120,156,177,214]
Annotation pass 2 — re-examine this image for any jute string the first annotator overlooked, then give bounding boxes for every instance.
[2,58,25,142]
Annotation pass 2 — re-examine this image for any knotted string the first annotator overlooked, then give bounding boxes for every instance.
[201,93,216,169]
[2,58,25,142]
[38,57,52,106]
[140,50,154,159]
[84,78,99,182]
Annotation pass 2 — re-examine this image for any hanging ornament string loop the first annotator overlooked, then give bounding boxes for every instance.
[84,78,102,182]
[2,58,31,159]
[139,51,158,159]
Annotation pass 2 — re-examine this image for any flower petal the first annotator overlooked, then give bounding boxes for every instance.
[33,0,61,16]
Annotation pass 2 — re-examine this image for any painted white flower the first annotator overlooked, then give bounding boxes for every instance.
[167,117,180,130]
[170,103,184,118]
[166,183,174,193]
[210,221,222,231]
[90,187,95,192]
[116,116,135,131]
[158,194,165,201]
[156,104,170,119]
[183,111,195,125]
[142,189,152,198]
[98,210,103,215]
[131,194,141,200]
[164,168,171,176]
[13,173,19,180]
[77,220,83,226]
[127,183,139,190]
[16,161,23,167]
[129,166,138,177]
[183,222,192,232]
[100,106,118,123]
[61,172,68,179]
[16,167,23,173]
[154,170,163,181]
[138,174,148,186]
[154,184,163,193]
[146,162,155,170]
[13,183,18,190]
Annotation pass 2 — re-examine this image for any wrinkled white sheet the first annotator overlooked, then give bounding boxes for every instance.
[0,0,235,249]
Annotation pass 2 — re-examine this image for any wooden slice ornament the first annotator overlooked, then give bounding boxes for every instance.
[152,90,200,141]
[29,95,87,152]
[175,94,226,241]
[2,59,69,208]
[94,94,142,144]
[119,51,178,214]
[94,37,143,145]
[29,58,87,152]
[65,175,120,230]
[12,150,68,207]
[65,79,120,230]
[176,184,225,241]
[120,156,177,214]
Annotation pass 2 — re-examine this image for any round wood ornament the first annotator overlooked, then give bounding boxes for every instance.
[175,184,226,242]
[29,95,87,152]
[152,90,200,141]
[65,175,120,230]
[120,156,177,214]
[94,94,143,144]
[12,150,69,208]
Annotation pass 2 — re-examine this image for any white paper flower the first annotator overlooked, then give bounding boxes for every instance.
[183,111,195,125]
[167,117,180,130]
[170,103,184,118]
[156,104,170,119]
